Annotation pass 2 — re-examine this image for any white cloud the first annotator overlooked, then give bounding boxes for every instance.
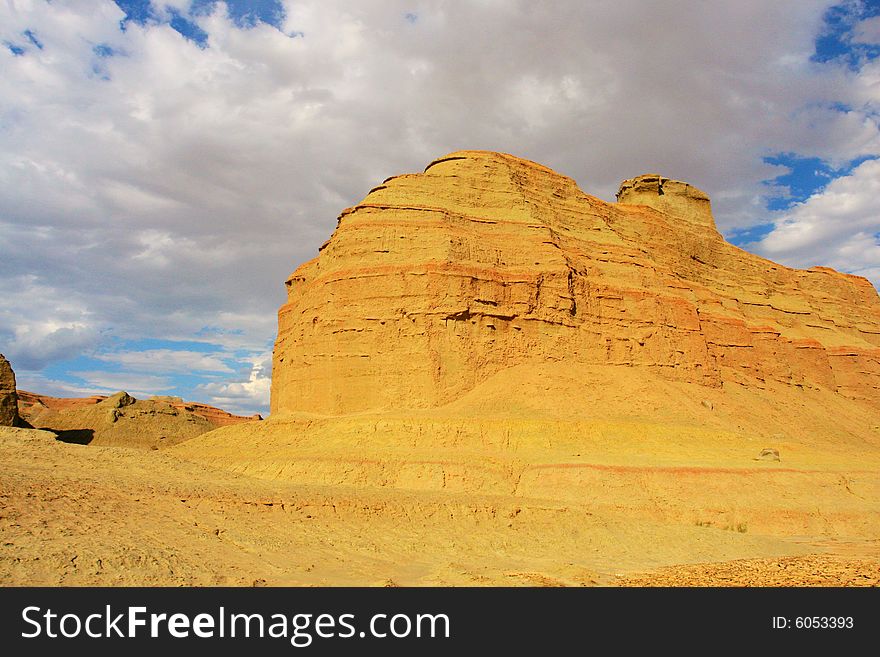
[753,158,880,283]
[0,273,101,370]
[95,348,235,374]
[853,15,880,44]
[1,0,879,407]
[195,351,271,415]
[12,371,108,398]
[69,370,174,397]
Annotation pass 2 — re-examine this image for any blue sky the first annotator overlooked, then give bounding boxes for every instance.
[1,0,879,415]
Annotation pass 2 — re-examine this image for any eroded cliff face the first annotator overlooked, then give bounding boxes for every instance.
[166,152,880,574]
[272,151,880,416]
[0,354,21,427]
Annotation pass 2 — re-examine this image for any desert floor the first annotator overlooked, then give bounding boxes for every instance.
[2,421,877,586]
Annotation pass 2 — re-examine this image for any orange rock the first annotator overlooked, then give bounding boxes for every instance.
[169,400,263,427]
[17,390,105,415]
[272,151,880,415]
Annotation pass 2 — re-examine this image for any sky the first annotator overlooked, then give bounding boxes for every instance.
[1,0,879,415]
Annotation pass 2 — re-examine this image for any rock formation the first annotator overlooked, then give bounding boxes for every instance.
[8,151,875,587]
[17,390,107,416]
[170,154,880,549]
[18,390,259,448]
[271,151,880,416]
[166,399,263,426]
[0,354,21,427]
[176,153,880,551]
[616,173,716,230]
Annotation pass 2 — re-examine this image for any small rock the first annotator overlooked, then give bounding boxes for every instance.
[755,448,780,461]
[101,391,135,409]
[701,399,714,410]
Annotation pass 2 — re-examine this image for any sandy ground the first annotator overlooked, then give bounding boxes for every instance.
[617,552,880,586]
[2,424,877,586]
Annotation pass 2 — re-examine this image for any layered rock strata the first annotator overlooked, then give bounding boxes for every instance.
[272,151,880,415]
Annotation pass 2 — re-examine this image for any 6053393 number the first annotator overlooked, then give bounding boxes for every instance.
[795,617,853,629]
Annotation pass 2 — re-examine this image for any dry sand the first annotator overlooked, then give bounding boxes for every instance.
[3,365,878,588]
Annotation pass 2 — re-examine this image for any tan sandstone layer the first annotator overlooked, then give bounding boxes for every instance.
[3,426,875,586]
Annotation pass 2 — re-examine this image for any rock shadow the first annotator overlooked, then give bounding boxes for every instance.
[53,428,95,445]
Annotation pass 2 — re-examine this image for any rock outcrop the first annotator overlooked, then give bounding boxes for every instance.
[616,173,716,231]
[173,152,880,563]
[167,399,263,426]
[271,151,880,416]
[16,391,107,417]
[18,390,259,448]
[0,354,21,427]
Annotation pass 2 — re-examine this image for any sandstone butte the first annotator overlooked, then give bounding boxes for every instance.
[4,152,880,587]
[270,153,880,415]
[172,150,880,552]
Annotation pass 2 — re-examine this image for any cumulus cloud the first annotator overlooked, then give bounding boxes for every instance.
[95,348,235,374]
[853,15,880,44]
[0,273,101,370]
[1,0,879,414]
[12,371,112,398]
[753,157,880,282]
[196,351,271,415]
[68,370,174,398]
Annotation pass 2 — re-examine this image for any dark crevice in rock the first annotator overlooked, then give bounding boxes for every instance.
[424,155,468,172]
